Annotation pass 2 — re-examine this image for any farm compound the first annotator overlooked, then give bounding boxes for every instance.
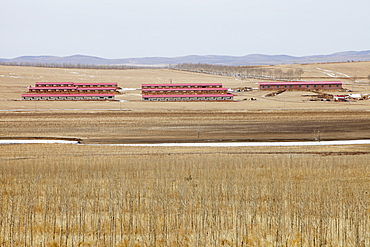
[142,83,234,101]
[22,82,118,100]
[259,81,342,90]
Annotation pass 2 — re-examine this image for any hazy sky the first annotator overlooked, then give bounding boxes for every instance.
[1,0,369,58]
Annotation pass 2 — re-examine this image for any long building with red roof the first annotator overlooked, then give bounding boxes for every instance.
[142,94,234,102]
[258,81,342,90]
[142,83,233,101]
[23,82,118,100]
[22,94,115,101]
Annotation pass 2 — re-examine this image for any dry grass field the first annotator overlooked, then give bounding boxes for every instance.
[0,144,369,246]
[0,63,370,246]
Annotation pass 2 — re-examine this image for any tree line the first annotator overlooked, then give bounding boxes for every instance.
[0,61,161,70]
[172,63,304,81]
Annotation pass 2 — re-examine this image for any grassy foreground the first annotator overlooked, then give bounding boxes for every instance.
[1,144,369,246]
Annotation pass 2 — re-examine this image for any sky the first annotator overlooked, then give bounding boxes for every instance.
[1,0,369,59]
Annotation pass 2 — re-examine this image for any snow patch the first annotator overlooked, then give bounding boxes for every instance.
[0,140,79,145]
[119,88,140,91]
[316,68,350,78]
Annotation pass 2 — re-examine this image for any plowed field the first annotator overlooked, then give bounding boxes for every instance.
[1,110,370,144]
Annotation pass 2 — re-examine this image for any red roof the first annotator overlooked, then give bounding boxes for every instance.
[29,87,78,90]
[78,87,116,90]
[74,82,117,86]
[142,83,223,87]
[142,94,233,98]
[142,88,228,91]
[259,81,342,86]
[29,87,116,90]
[35,82,74,85]
[22,94,115,97]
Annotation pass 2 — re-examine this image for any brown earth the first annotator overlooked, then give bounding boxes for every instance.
[1,110,370,144]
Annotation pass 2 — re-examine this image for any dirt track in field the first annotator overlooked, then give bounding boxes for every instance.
[1,110,370,144]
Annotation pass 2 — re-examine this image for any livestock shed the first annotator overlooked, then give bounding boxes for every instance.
[142,87,229,95]
[142,94,234,102]
[141,83,233,102]
[259,81,342,90]
[29,86,78,93]
[29,86,117,94]
[142,83,223,89]
[74,82,118,88]
[77,87,117,94]
[34,82,118,88]
[35,82,74,87]
[22,94,115,101]
[24,82,119,100]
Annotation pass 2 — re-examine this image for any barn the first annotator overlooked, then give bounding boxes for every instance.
[142,83,233,101]
[29,86,79,93]
[259,81,342,90]
[77,87,117,94]
[24,82,118,100]
[74,82,118,88]
[29,86,117,94]
[35,82,74,87]
[142,94,234,102]
[142,87,229,95]
[22,94,115,101]
[142,83,223,89]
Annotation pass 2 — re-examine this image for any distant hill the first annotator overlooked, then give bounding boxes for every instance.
[1,50,370,66]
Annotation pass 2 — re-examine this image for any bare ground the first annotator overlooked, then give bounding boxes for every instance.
[1,110,370,144]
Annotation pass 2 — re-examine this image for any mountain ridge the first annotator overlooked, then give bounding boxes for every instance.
[1,50,369,66]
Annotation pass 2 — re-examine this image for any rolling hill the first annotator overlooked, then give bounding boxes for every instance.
[1,50,369,66]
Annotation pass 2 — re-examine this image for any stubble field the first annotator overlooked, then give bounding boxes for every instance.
[0,63,370,246]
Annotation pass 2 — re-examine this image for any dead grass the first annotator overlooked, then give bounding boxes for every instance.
[0,144,369,246]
